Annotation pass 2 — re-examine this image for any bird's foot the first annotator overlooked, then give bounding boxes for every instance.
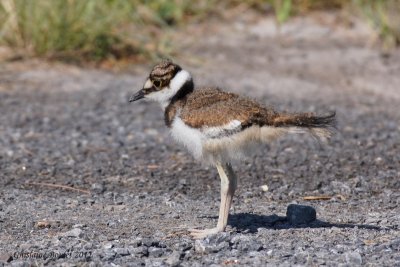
[189,227,222,239]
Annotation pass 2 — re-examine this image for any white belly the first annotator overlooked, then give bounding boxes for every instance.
[170,117,286,164]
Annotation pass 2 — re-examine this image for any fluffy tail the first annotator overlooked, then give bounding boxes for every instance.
[272,111,336,139]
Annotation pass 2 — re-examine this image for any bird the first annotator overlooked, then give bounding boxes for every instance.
[129,59,336,239]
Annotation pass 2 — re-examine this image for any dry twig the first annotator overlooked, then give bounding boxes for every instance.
[303,195,347,201]
[303,195,332,201]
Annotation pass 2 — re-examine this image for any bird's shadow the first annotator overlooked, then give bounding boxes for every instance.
[226,213,386,233]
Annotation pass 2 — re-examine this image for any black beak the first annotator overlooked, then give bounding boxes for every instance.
[129,89,145,102]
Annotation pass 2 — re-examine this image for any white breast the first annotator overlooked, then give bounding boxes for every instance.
[170,117,205,160]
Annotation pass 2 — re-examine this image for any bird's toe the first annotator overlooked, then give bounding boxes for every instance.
[189,227,221,239]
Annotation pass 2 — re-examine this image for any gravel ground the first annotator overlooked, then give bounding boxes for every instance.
[1,13,400,266]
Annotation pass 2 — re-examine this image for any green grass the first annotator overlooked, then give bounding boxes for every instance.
[0,0,399,64]
[273,0,293,24]
[270,0,400,48]
[0,0,204,62]
[0,0,136,61]
[353,0,400,49]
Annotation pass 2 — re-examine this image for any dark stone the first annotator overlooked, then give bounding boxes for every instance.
[286,204,316,225]
[141,238,155,247]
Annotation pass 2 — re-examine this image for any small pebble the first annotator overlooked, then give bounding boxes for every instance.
[261,185,269,192]
[165,251,181,266]
[344,251,362,265]
[148,247,164,257]
[64,228,83,238]
[114,248,130,256]
[91,183,105,193]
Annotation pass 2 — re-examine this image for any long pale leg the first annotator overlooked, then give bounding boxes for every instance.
[190,163,237,239]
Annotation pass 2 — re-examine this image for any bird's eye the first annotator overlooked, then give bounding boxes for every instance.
[153,80,161,87]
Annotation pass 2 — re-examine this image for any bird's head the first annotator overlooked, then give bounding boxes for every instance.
[129,60,194,108]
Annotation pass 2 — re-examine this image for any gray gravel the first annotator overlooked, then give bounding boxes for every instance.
[1,14,400,266]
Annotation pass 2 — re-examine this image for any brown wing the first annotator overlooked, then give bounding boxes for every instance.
[180,87,277,129]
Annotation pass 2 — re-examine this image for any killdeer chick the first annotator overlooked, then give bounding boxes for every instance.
[130,60,335,239]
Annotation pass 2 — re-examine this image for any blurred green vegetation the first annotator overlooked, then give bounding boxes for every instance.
[354,0,400,49]
[0,0,399,64]
[0,0,215,62]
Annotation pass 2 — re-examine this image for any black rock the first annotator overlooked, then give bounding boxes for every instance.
[286,204,316,225]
